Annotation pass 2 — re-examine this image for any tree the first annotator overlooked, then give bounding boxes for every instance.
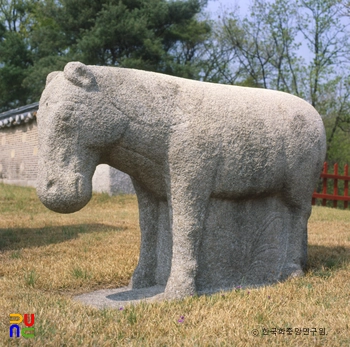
[76,0,211,77]
[21,0,74,101]
[297,0,350,160]
[297,0,349,108]
[209,0,350,161]
[0,0,33,111]
[0,0,211,110]
[203,0,302,89]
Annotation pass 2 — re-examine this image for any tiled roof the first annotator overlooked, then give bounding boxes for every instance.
[0,102,39,129]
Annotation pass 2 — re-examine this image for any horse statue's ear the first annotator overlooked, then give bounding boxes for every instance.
[64,62,98,90]
[46,71,60,86]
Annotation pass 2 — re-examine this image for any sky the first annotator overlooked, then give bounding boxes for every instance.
[205,0,249,17]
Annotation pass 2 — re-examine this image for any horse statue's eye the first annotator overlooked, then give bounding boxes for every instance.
[46,102,48,106]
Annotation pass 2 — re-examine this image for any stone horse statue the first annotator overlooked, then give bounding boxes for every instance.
[36,62,326,299]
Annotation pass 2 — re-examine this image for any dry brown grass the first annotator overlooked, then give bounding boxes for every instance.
[0,183,349,346]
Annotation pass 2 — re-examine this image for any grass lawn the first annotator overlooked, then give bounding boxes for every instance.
[0,183,349,346]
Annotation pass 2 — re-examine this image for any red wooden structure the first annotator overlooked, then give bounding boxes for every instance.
[312,162,350,209]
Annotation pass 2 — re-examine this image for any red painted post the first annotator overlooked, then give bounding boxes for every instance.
[322,162,328,206]
[345,164,349,209]
[333,163,338,208]
[312,196,316,205]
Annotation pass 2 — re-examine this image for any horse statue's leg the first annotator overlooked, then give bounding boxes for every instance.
[164,153,217,299]
[129,179,159,289]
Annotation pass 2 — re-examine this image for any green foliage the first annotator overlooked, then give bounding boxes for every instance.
[0,0,33,110]
[325,124,350,166]
[0,0,210,111]
[0,0,349,163]
[76,0,211,77]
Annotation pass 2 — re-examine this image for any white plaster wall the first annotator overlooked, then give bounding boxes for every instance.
[92,164,135,195]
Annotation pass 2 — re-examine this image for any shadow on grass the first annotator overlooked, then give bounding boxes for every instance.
[307,244,350,277]
[0,224,126,251]
[2,228,348,278]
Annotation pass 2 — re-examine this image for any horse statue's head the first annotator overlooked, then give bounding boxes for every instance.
[36,62,127,213]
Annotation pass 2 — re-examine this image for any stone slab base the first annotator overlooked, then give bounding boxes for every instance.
[74,285,166,309]
[73,283,271,309]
